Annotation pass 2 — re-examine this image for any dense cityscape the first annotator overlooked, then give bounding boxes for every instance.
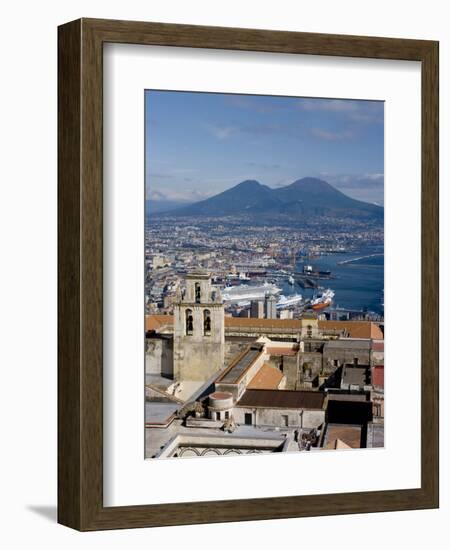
[145,213,384,322]
[144,191,385,459]
[144,92,384,460]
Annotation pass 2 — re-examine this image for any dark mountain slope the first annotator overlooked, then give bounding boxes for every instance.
[155,177,383,221]
[275,177,383,218]
[164,180,281,217]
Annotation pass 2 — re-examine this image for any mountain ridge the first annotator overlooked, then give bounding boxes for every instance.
[153,177,383,221]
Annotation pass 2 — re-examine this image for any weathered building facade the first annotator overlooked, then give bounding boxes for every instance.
[173,270,225,381]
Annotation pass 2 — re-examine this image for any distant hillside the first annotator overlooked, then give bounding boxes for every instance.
[274,177,383,219]
[154,177,384,221]
[162,180,281,217]
[146,199,193,215]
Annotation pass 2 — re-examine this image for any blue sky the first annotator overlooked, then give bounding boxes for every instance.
[145,91,384,205]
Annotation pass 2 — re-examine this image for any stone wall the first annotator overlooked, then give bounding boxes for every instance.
[278,356,298,390]
[145,335,173,378]
[224,338,252,366]
[299,352,323,375]
[233,406,325,429]
[323,343,371,370]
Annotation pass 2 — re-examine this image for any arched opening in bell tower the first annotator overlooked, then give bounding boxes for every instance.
[185,309,194,335]
[203,309,211,335]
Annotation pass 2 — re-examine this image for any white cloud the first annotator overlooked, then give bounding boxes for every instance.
[299,98,383,124]
[206,124,237,140]
[147,188,213,202]
[316,172,384,204]
[363,172,384,181]
[300,99,358,113]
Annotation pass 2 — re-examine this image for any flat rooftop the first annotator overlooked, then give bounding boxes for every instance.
[145,401,180,426]
[237,389,325,410]
[342,366,370,387]
[265,346,298,356]
[327,392,369,402]
[156,433,287,458]
[324,339,371,350]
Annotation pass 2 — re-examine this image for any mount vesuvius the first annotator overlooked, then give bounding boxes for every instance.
[154,177,383,221]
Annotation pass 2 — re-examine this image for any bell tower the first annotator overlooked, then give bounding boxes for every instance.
[173,269,225,382]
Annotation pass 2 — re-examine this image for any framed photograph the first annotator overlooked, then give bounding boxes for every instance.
[58,18,439,530]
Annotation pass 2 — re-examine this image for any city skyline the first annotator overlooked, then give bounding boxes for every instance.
[145,91,385,206]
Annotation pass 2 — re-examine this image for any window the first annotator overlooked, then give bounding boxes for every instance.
[244,413,252,425]
[225,411,229,419]
[203,309,211,335]
[353,357,359,366]
[195,282,201,303]
[307,325,312,338]
[282,414,289,427]
[216,411,221,420]
[185,309,193,335]
[333,359,339,367]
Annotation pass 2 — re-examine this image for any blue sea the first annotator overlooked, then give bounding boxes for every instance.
[281,247,384,314]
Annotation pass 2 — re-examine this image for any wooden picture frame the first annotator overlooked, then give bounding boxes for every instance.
[58,18,439,531]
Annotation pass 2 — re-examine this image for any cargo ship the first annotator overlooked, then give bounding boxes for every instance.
[310,289,335,311]
[302,265,332,277]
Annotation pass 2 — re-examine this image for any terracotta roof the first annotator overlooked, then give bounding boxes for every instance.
[225,317,303,329]
[247,364,284,390]
[146,315,174,331]
[324,425,362,449]
[145,315,383,340]
[237,389,325,410]
[332,439,352,450]
[318,320,383,340]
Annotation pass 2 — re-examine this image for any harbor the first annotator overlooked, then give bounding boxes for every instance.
[145,212,384,323]
[214,246,384,320]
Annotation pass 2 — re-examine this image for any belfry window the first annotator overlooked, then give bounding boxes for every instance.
[185,309,193,335]
[195,283,201,303]
[307,325,313,338]
[203,310,211,335]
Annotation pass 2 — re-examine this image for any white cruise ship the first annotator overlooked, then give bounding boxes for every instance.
[222,282,282,305]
